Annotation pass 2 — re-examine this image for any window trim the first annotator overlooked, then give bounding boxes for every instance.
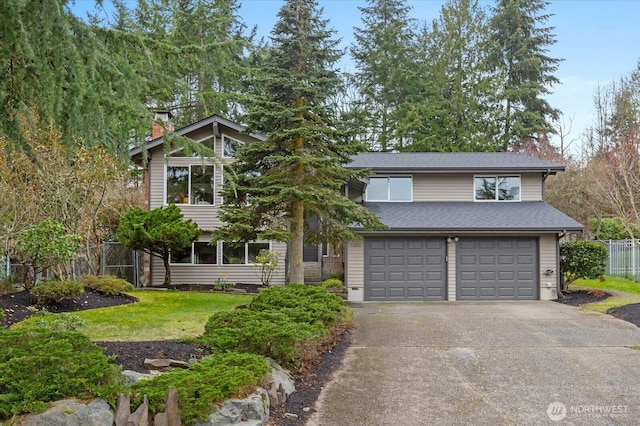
[473,174,521,202]
[222,241,272,265]
[169,241,218,265]
[365,175,413,202]
[165,164,216,206]
[222,134,243,158]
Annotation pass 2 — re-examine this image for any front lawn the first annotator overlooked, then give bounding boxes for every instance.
[571,276,640,312]
[65,290,252,341]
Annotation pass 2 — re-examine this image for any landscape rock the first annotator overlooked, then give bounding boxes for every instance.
[122,369,155,383]
[194,388,269,426]
[15,398,113,426]
[143,358,190,371]
[265,358,295,406]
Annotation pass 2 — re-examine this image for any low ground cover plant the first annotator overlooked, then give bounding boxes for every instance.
[129,351,270,425]
[200,284,350,369]
[0,328,123,420]
[82,275,135,296]
[321,278,345,289]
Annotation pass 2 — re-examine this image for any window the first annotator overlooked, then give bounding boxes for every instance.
[223,136,243,158]
[222,242,270,264]
[166,165,214,205]
[474,176,520,201]
[366,176,412,201]
[171,242,217,265]
[168,137,215,157]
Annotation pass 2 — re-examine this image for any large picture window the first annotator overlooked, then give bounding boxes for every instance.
[166,165,215,205]
[366,176,412,201]
[474,176,520,201]
[222,242,270,265]
[171,242,217,265]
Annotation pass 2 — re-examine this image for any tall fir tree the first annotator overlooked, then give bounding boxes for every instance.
[213,0,383,284]
[350,0,418,151]
[488,0,562,150]
[111,0,252,127]
[402,0,501,152]
[1,0,151,158]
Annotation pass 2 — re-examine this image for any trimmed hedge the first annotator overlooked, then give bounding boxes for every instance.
[0,329,123,419]
[560,241,608,286]
[129,352,270,425]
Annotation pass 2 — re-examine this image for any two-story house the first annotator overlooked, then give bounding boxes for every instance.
[342,152,583,302]
[130,113,288,287]
[131,113,583,299]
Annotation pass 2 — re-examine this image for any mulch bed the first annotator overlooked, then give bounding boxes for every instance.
[555,289,640,328]
[0,285,350,425]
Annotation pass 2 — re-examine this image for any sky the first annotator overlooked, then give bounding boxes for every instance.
[72,0,640,153]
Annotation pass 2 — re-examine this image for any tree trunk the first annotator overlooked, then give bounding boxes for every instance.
[163,256,172,285]
[288,199,305,284]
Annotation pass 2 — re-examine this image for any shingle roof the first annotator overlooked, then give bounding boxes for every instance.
[354,201,583,233]
[346,152,565,173]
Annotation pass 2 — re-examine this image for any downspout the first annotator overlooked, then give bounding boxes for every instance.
[542,168,552,199]
[557,230,567,298]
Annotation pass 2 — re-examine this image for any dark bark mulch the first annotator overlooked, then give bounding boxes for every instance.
[555,289,611,307]
[607,303,640,328]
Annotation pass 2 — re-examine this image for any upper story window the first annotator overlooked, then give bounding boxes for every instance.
[474,175,520,201]
[366,176,412,201]
[168,136,214,157]
[166,165,215,205]
[223,136,243,158]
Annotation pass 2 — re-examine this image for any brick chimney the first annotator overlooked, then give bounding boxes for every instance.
[152,110,173,139]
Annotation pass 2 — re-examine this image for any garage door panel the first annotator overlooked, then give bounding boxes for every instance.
[365,237,447,301]
[457,237,538,301]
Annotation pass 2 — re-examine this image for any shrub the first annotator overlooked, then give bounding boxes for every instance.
[0,329,124,419]
[250,284,347,327]
[560,241,609,291]
[128,352,269,425]
[26,307,87,332]
[82,275,134,296]
[0,275,21,296]
[321,278,345,289]
[0,309,4,322]
[201,309,324,367]
[30,280,84,305]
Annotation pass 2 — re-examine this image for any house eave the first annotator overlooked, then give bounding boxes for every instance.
[353,227,584,235]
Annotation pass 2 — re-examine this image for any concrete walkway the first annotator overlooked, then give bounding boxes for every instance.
[307,302,640,425]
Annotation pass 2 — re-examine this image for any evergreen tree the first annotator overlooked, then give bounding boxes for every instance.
[488,0,562,150]
[350,0,418,151]
[402,0,501,152]
[1,0,150,158]
[213,0,384,284]
[112,0,252,127]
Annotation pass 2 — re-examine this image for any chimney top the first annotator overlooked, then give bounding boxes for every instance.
[152,110,173,139]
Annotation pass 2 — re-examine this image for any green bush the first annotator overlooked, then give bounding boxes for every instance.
[560,241,609,290]
[202,309,324,367]
[81,275,134,296]
[0,275,21,296]
[321,278,345,289]
[30,280,84,305]
[0,329,124,419]
[128,352,269,425]
[0,309,5,322]
[589,217,639,240]
[27,307,87,332]
[250,284,347,327]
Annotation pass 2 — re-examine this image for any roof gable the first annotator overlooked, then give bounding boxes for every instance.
[346,152,565,173]
[129,114,266,159]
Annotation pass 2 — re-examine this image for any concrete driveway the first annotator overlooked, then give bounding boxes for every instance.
[307,302,640,425]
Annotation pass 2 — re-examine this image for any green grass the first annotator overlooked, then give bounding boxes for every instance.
[17,290,253,342]
[572,276,640,312]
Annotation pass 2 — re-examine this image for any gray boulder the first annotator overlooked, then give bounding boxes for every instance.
[15,398,113,426]
[194,388,269,426]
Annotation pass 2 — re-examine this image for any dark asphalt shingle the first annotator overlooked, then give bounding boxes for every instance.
[355,201,583,233]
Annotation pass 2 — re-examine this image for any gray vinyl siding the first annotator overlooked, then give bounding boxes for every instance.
[411,173,543,202]
[345,240,365,289]
[539,234,558,287]
[150,241,287,286]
